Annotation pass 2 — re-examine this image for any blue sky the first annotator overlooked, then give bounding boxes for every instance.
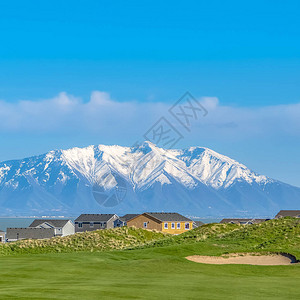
[0,0,300,187]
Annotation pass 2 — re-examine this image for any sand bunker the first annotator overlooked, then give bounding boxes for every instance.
[186,253,298,266]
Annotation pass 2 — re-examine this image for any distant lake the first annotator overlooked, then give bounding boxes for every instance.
[197,218,221,224]
[0,218,35,231]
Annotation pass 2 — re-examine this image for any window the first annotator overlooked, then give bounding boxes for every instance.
[90,222,94,228]
[171,223,175,229]
[164,223,168,229]
[78,222,83,228]
[143,222,147,228]
[177,223,181,229]
[185,223,190,230]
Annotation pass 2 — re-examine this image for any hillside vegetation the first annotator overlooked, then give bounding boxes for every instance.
[0,227,167,255]
[138,217,300,258]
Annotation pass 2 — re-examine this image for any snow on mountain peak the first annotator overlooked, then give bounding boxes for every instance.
[175,146,270,189]
[57,142,272,190]
[0,142,298,217]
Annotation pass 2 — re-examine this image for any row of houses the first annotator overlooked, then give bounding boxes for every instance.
[219,210,300,225]
[1,212,198,242]
[1,210,299,242]
[74,212,195,234]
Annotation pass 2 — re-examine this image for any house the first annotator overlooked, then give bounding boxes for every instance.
[127,212,193,234]
[116,214,139,227]
[275,210,300,219]
[74,214,119,232]
[0,230,5,243]
[6,228,57,242]
[113,218,125,228]
[113,214,139,228]
[6,219,75,242]
[193,221,204,228]
[28,219,75,236]
[220,218,268,225]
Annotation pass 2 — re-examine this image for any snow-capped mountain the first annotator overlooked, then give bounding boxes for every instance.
[0,141,299,217]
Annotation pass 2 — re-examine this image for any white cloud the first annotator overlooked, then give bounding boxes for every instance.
[0,91,299,141]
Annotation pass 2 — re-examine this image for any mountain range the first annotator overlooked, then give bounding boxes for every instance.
[0,141,299,217]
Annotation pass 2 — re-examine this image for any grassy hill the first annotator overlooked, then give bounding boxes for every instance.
[135,217,300,258]
[0,227,167,255]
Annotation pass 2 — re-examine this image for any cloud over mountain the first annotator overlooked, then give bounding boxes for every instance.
[0,91,299,139]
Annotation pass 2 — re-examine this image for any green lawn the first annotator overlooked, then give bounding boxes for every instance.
[1,218,300,299]
[0,242,299,299]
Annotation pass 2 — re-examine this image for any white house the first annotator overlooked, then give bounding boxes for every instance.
[28,219,75,236]
[6,219,75,242]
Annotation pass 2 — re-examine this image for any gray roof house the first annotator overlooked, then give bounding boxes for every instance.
[120,214,139,223]
[275,210,300,218]
[220,218,268,225]
[28,219,75,236]
[114,214,139,227]
[74,214,119,232]
[0,230,5,243]
[113,214,140,228]
[6,219,75,242]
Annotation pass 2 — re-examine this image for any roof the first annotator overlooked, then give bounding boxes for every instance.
[275,210,300,218]
[75,214,117,222]
[220,218,267,224]
[144,212,192,222]
[119,214,139,222]
[29,219,70,228]
[193,221,204,227]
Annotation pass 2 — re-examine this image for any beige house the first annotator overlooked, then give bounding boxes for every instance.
[127,212,193,234]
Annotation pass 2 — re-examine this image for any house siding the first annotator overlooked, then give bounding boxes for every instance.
[75,215,118,232]
[61,220,75,236]
[161,221,193,234]
[75,222,106,232]
[0,232,5,243]
[127,215,162,231]
[107,215,118,229]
